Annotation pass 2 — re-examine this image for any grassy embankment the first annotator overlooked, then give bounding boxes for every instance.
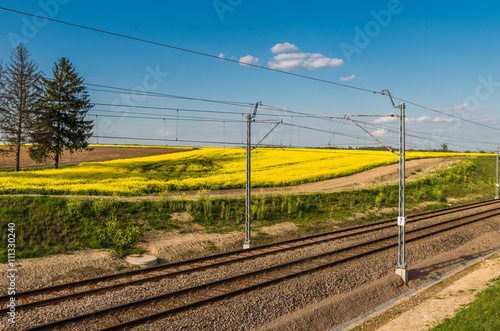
[431,275,500,330]
[0,156,495,262]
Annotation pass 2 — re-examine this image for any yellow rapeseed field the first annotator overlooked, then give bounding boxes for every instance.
[0,147,474,196]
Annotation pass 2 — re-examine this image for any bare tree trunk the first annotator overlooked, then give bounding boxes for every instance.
[54,149,59,169]
[55,102,60,169]
[15,141,20,172]
[15,110,22,172]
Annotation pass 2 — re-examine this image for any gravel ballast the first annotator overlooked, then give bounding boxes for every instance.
[1,208,500,330]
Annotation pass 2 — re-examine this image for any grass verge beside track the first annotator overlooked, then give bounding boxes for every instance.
[431,275,500,330]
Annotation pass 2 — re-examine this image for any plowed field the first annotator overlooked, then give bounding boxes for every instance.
[0,145,192,170]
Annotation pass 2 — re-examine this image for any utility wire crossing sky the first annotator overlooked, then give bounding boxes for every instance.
[1,1,500,151]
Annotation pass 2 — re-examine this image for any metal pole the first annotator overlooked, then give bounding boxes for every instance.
[244,114,253,249]
[350,91,408,283]
[400,103,407,266]
[243,101,260,249]
[398,104,402,266]
[496,145,499,200]
[396,102,408,284]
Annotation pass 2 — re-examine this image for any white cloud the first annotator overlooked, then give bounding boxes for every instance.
[340,75,356,81]
[373,115,456,124]
[156,127,173,137]
[218,53,225,59]
[373,116,398,124]
[406,115,431,123]
[434,103,485,114]
[268,53,307,70]
[406,115,455,123]
[372,128,390,137]
[271,42,301,54]
[436,103,485,115]
[269,52,343,70]
[239,55,260,66]
[435,103,470,112]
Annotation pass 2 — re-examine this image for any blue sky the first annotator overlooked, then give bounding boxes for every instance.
[1,0,500,151]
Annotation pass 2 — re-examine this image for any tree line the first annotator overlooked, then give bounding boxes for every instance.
[0,43,94,171]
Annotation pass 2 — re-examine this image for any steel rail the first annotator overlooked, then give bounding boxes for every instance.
[2,199,499,314]
[25,207,500,330]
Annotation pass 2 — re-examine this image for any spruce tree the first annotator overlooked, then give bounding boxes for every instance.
[0,44,42,171]
[29,57,93,169]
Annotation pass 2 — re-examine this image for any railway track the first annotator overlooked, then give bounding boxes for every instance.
[4,199,500,330]
[1,199,498,314]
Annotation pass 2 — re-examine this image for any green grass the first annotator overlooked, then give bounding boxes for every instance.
[431,276,500,330]
[0,196,141,261]
[0,156,496,262]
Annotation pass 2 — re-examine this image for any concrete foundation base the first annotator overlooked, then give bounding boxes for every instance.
[125,254,158,268]
[395,267,409,284]
[243,243,253,249]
